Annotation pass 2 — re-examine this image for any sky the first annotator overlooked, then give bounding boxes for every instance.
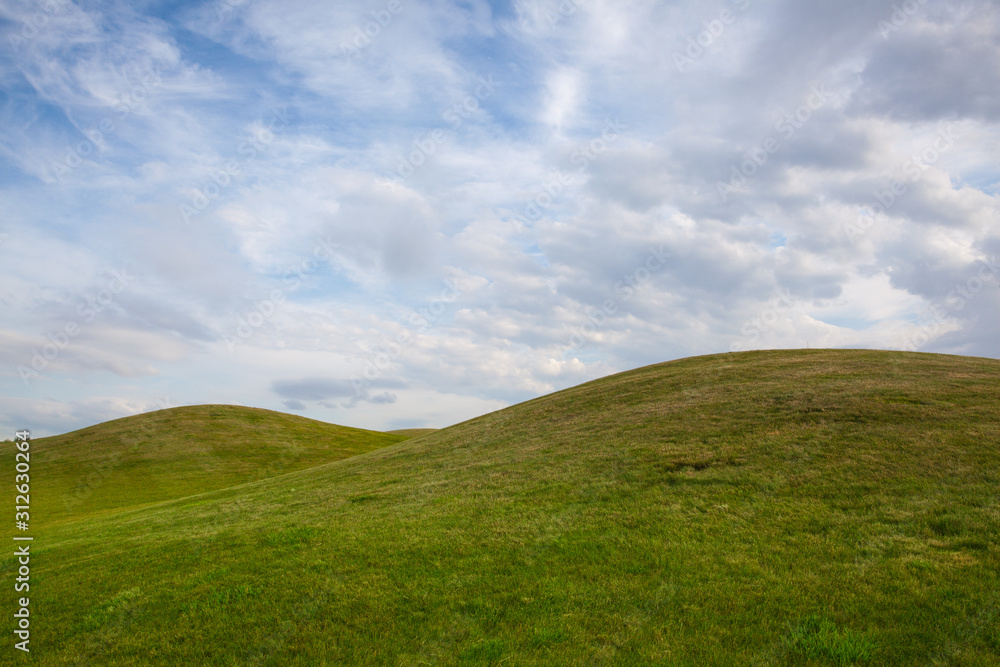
[1,0,998,437]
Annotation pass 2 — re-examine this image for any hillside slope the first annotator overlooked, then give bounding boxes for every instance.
[0,405,406,524]
[7,350,1000,665]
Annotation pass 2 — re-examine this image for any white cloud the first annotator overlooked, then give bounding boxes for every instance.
[540,66,584,130]
[0,0,998,436]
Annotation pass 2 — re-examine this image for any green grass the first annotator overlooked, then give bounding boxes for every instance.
[5,404,406,525]
[2,349,999,665]
[385,428,440,439]
[783,616,877,664]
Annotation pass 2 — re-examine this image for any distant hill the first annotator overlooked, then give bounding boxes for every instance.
[386,427,440,438]
[7,404,405,524]
[4,350,999,665]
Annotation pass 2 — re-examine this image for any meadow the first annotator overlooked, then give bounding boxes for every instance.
[2,349,998,665]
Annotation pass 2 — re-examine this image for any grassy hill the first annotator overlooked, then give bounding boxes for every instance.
[4,405,407,525]
[386,428,440,438]
[3,350,1000,665]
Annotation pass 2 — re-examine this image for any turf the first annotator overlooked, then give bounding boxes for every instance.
[2,349,999,665]
[385,428,440,439]
[5,405,406,526]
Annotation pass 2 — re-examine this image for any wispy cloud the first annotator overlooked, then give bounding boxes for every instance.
[1,0,998,436]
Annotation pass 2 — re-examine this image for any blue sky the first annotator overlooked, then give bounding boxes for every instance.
[1,0,999,436]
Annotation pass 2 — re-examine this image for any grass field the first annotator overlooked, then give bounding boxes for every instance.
[2,349,999,665]
[385,428,440,439]
[6,405,407,526]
